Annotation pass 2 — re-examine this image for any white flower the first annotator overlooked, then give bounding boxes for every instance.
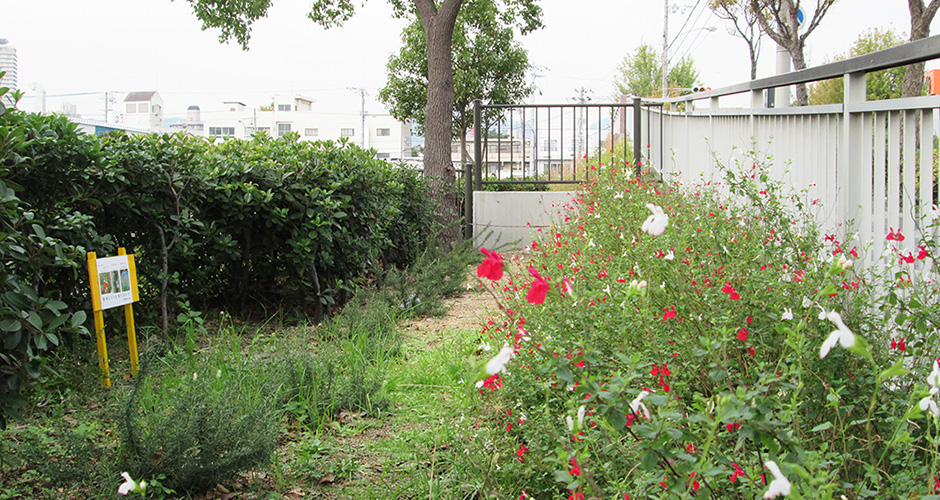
[664,249,675,260]
[762,461,792,498]
[566,415,574,431]
[629,279,648,291]
[630,390,651,420]
[118,472,144,495]
[819,311,855,359]
[919,395,940,417]
[215,369,222,379]
[802,296,813,308]
[919,359,940,417]
[781,308,793,321]
[193,372,198,381]
[641,203,669,236]
[485,345,514,375]
[588,238,596,247]
[838,254,853,270]
[479,341,492,352]
[577,405,586,427]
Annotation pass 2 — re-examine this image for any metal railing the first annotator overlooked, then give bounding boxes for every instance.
[466,99,643,238]
[637,34,940,268]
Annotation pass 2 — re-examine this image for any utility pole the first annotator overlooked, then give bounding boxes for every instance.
[349,87,367,148]
[104,91,110,122]
[572,87,593,162]
[662,0,669,99]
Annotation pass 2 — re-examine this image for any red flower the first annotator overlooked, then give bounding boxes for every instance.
[722,282,740,300]
[650,363,659,376]
[516,444,527,462]
[918,246,930,260]
[887,227,905,241]
[568,492,584,500]
[569,458,581,476]
[726,421,741,432]
[685,442,697,453]
[901,252,916,264]
[737,328,748,342]
[730,462,745,483]
[898,337,906,351]
[477,248,504,280]
[749,345,756,356]
[481,373,502,391]
[934,476,939,493]
[526,266,549,305]
[689,472,700,492]
[661,363,671,376]
[662,306,677,320]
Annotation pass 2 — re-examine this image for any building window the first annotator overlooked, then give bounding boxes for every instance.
[257,127,271,133]
[277,104,291,112]
[138,103,149,113]
[208,127,235,137]
[376,128,391,137]
[340,128,355,137]
[277,123,292,137]
[540,139,558,152]
[376,153,390,159]
[305,128,318,137]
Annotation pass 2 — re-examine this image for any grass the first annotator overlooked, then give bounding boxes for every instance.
[0,252,490,499]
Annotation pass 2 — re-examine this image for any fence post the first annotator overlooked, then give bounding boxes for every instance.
[467,99,483,241]
[841,72,866,239]
[633,97,642,177]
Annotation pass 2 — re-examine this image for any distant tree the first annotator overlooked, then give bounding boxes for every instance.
[808,28,906,105]
[379,0,531,140]
[903,0,940,97]
[748,0,837,105]
[179,0,543,246]
[614,43,700,98]
[379,0,532,180]
[708,0,763,80]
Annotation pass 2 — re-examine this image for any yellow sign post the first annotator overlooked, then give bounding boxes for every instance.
[86,247,141,386]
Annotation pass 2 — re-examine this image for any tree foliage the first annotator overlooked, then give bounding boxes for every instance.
[613,43,700,98]
[808,28,906,105]
[379,0,532,139]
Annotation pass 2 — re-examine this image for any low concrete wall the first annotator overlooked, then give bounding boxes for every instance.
[472,191,578,249]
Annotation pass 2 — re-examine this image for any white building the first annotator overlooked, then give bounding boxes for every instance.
[0,38,17,106]
[200,94,413,160]
[122,91,164,130]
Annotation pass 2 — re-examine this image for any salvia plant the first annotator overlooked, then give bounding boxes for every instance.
[463,151,940,500]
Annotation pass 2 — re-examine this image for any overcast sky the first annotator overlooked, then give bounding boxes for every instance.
[2,0,938,121]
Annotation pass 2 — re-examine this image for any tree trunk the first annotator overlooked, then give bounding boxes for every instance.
[903,0,940,97]
[790,42,808,106]
[416,0,462,248]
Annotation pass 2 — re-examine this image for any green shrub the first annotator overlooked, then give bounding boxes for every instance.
[118,352,279,493]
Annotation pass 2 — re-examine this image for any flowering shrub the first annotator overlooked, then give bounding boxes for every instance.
[461,155,940,499]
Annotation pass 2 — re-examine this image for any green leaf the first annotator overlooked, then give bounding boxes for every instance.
[607,411,626,430]
[0,319,21,332]
[3,330,22,350]
[810,422,833,432]
[879,358,909,381]
[555,366,573,384]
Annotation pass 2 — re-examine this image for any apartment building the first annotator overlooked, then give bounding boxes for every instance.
[201,94,413,160]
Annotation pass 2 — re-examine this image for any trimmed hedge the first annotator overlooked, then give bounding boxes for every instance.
[0,104,433,424]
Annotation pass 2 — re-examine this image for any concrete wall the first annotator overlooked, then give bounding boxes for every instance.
[473,191,578,249]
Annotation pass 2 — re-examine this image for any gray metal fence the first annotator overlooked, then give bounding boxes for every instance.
[466,99,645,239]
[638,34,940,269]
